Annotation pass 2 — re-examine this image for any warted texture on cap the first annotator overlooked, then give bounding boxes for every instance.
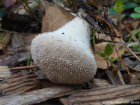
[31,17,97,85]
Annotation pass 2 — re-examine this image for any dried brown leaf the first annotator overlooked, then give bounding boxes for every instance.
[0,53,30,67]
[42,3,74,33]
[11,33,25,54]
[0,32,11,50]
[95,31,122,42]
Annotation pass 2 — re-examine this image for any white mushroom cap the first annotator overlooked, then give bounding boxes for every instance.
[31,16,97,85]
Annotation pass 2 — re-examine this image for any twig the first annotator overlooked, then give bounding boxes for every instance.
[19,0,34,18]
[93,15,134,76]
[19,0,40,23]
[125,26,136,41]
[112,26,140,62]
[10,65,37,71]
[117,68,125,85]
[112,61,125,85]
[112,39,133,77]
[95,14,139,76]
[94,15,113,31]
[24,0,40,23]
[125,64,140,72]
[106,70,121,85]
[124,52,140,57]
[0,29,18,34]
[118,13,122,31]
[128,42,139,47]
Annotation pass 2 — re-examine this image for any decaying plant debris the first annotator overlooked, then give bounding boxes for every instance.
[0,0,140,104]
[0,66,10,80]
[60,85,140,105]
[0,71,41,96]
[0,86,81,105]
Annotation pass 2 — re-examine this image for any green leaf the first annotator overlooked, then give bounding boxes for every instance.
[58,0,62,2]
[3,41,5,45]
[0,35,2,41]
[132,44,140,52]
[121,54,124,58]
[121,14,126,20]
[114,6,124,13]
[124,2,138,10]
[131,13,140,18]
[24,0,28,3]
[96,51,106,58]
[114,0,124,13]
[109,57,117,62]
[104,43,114,56]
[109,6,118,15]
[103,58,108,60]
[135,7,140,13]
[116,0,123,7]
[133,0,140,3]
[138,33,140,39]
[27,53,30,66]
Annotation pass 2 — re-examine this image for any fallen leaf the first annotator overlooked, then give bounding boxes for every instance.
[11,33,25,54]
[4,0,16,8]
[42,3,74,32]
[0,53,30,67]
[95,31,122,42]
[0,32,11,50]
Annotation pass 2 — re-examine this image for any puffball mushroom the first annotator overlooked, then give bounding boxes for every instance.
[31,16,97,85]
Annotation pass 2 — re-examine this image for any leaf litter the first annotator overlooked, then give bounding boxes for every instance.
[0,0,140,104]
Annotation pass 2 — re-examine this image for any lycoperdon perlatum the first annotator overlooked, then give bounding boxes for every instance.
[31,17,97,85]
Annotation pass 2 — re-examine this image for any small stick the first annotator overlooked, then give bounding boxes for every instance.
[94,15,113,31]
[23,0,40,23]
[117,68,125,85]
[124,52,140,57]
[106,70,120,85]
[10,65,37,71]
[112,40,133,77]
[118,13,122,31]
[95,15,139,76]
[112,26,140,62]
[125,26,136,41]
[0,29,18,34]
[19,0,34,18]
[125,64,140,72]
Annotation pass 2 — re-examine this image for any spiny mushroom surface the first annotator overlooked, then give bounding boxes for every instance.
[31,17,97,85]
